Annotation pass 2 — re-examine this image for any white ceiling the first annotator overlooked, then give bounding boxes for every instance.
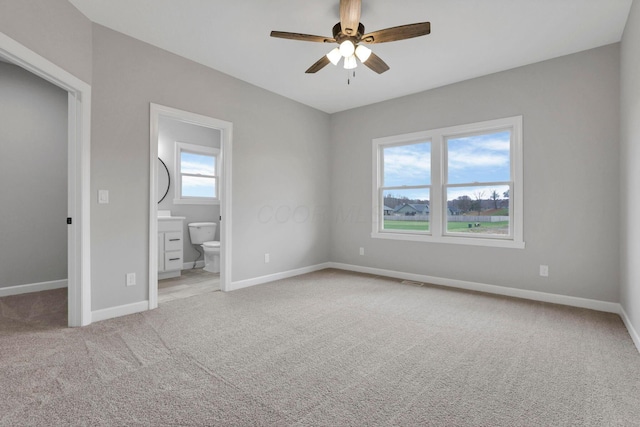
[68,0,632,114]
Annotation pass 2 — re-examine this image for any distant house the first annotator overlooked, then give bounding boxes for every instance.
[394,203,429,216]
[393,203,454,216]
[383,205,394,215]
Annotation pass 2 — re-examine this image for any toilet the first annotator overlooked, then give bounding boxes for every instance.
[187,222,220,273]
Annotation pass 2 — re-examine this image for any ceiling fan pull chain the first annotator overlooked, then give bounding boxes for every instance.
[347,70,357,85]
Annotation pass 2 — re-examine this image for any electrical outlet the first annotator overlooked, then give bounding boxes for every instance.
[126,273,136,286]
[359,247,364,256]
[264,253,270,263]
[539,265,549,277]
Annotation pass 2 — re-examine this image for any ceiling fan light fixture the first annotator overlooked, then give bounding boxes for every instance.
[339,40,355,57]
[270,0,431,75]
[355,44,372,63]
[326,47,342,66]
[344,54,357,70]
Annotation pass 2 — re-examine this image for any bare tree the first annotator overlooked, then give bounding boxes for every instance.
[454,195,472,213]
[490,190,500,209]
[472,190,485,213]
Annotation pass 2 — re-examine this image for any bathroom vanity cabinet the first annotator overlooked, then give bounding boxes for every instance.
[158,217,185,280]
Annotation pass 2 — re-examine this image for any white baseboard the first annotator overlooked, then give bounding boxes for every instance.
[328,262,621,314]
[229,262,332,292]
[183,260,205,270]
[0,279,67,298]
[91,300,149,323]
[620,306,640,353]
[330,262,640,354]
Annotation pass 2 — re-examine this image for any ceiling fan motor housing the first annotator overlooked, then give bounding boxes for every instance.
[332,22,366,45]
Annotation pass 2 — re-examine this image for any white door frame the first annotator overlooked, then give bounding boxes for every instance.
[149,103,233,309]
[0,32,92,327]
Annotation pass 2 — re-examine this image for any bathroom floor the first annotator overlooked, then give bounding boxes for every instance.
[158,268,220,304]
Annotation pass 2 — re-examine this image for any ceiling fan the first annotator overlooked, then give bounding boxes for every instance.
[270,0,430,74]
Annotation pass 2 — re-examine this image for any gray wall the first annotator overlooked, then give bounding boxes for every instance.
[0,61,68,287]
[1,0,630,320]
[91,25,331,310]
[158,117,221,262]
[0,0,92,84]
[621,1,640,336]
[330,44,621,303]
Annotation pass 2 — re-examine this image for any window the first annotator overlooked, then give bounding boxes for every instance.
[372,116,523,248]
[380,141,431,233]
[174,142,220,205]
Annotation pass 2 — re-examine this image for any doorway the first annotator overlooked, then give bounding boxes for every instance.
[0,33,91,327]
[149,103,232,309]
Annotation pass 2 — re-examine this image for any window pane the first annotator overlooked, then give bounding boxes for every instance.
[383,142,430,187]
[182,176,216,198]
[383,188,430,232]
[446,185,509,235]
[447,131,510,184]
[181,152,215,176]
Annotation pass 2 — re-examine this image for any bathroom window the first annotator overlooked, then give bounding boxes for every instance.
[174,142,220,205]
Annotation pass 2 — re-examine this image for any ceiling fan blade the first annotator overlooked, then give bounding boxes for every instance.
[340,0,361,36]
[270,31,335,43]
[361,22,431,44]
[305,56,331,73]
[362,52,390,74]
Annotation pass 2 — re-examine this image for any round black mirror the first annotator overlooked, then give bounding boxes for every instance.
[158,158,170,204]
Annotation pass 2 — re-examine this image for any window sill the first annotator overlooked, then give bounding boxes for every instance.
[371,231,525,249]
[173,199,220,206]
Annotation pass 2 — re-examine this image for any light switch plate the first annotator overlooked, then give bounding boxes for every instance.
[98,190,109,204]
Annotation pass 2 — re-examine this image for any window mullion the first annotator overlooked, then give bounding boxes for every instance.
[381,185,430,191]
[431,134,443,238]
[181,172,217,179]
[446,181,511,188]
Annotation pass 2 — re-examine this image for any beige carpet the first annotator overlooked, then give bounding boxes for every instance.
[1,269,639,426]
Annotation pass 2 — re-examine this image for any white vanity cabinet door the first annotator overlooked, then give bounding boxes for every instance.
[158,233,165,271]
[164,232,183,251]
[158,218,184,279]
[164,252,183,271]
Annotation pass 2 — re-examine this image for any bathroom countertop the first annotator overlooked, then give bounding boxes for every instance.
[158,216,186,220]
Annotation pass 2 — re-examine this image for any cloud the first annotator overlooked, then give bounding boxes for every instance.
[183,176,215,187]
[447,136,510,171]
[183,176,216,198]
[479,138,510,151]
[181,159,215,176]
[384,143,430,186]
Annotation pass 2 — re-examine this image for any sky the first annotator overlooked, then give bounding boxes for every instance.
[383,130,511,202]
[181,152,216,198]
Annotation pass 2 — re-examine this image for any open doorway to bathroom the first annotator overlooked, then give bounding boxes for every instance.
[149,104,232,309]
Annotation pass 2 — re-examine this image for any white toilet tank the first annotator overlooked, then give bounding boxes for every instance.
[188,222,217,244]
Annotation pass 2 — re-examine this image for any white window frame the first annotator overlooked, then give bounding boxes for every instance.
[174,141,220,205]
[372,116,524,249]
[378,140,433,236]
